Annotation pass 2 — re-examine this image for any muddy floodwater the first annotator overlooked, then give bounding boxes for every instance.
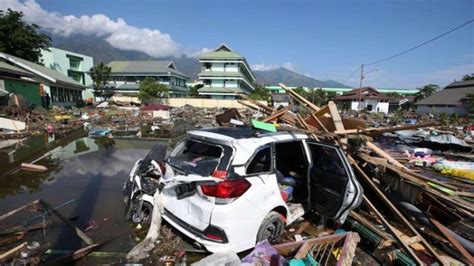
[0,133,175,263]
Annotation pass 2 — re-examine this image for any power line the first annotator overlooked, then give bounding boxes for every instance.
[344,65,361,82]
[364,19,474,66]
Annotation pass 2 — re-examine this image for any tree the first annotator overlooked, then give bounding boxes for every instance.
[139,77,169,103]
[188,84,203,98]
[414,84,439,102]
[0,9,51,63]
[462,73,474,81]
[89,63,111,97]
[249,84,271,101]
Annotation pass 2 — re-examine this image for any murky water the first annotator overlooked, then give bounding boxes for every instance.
[0,135,168,263]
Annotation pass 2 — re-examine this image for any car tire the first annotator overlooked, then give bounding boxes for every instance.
[256,211,285,244]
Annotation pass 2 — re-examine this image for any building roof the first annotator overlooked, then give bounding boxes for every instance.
[334,87,388,101]
[106,83,189,93]
[0,61,34,77]
[0,52,84,89]
[107,60,189,79]
[199,44,244,60]
[415,80,474,106]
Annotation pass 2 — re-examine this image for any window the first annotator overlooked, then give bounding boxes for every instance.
[168,140,224,176]
[308,144,346,176]
[246,146,272,174]
[69,58,81,69]
[204,63,211,70]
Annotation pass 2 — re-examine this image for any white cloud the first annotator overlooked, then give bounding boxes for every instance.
[0,0,201,57]
[251,62,295,71]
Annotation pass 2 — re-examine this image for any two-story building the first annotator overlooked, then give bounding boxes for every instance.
[40,47,94,101]
[0,52,85,108]
[105,61,189,98]
[198,44,256,99]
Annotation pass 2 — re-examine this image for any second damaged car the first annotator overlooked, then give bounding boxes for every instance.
[124,127,363,253]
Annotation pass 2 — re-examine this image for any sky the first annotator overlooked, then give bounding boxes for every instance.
[1,0,473,88]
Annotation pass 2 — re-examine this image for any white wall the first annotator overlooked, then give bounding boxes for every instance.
[349,100,389,114]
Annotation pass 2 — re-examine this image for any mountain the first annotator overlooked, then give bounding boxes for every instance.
[254,68,349,88]
[49,33,349,87]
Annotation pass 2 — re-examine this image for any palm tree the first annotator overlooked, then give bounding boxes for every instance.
[89,63,112,99]
[414,84,439,102]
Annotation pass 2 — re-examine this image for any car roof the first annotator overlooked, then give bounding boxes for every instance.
[188,126,308,141]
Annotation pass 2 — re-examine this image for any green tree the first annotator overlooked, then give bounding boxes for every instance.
[0,9,51,63]
[466,93,474,120]
[188,84,203,98]
[414,84,439,102]
[449,112,459,125]
[438,112,448,126]
[89,63,111,97]
[139,77,169,102]
[462,73,474,81]
[249,84,271,101]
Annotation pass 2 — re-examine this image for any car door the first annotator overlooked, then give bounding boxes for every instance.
[306,141,363,224]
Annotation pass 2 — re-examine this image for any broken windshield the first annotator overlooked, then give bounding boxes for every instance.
[168,139,226,176]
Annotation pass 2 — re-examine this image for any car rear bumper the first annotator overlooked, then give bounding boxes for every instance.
[163,209,233,253]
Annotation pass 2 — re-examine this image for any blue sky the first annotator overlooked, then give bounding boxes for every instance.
[3,0,474,88]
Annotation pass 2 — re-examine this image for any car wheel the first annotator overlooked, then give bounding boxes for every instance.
[256,211,285,244]
[131,201,153,225]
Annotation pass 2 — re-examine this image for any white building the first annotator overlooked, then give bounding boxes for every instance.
[40,47,94,101]
[198,44,256,99]
[334,87,390,114]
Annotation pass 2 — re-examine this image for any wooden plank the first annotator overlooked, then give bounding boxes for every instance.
[430,218,474,265]
[261,104,292,123]
[351,160,444,264]
[0,242,27,262]
[279,83,321,112]
[0,200,39,221]
[349,211,392,241]
[313,105,329,117]
[365,142,407,170]
[309,112,329,132]
[362,196,424,265]
[296,114,319,141]
[21,163,47,172]
[327,101,345,132]
[39,199,93,245]
[294,241,312,259]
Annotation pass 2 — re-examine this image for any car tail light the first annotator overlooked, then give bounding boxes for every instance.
[211,170,228,179]
[200,179,251,201]
[203,225,228,243]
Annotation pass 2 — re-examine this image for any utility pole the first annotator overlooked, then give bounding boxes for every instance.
[358,64,364,110]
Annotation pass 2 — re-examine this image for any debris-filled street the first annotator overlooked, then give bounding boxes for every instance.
[1,84,473,265]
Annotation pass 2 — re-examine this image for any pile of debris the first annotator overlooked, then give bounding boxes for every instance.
[204,83,472,265]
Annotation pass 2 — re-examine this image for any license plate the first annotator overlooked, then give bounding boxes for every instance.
[175,183,196,200]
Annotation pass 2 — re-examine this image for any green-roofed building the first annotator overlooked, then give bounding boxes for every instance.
[265,85,418,96]
[198,44,256,99]
[0,52,85,107]
[105,60,189,98]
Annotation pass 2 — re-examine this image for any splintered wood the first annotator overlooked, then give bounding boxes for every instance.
[254,83,473,265]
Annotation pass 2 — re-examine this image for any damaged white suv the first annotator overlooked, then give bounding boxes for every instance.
[124,127,363,253]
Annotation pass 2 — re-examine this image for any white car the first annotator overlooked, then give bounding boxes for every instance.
[130,127,363,253]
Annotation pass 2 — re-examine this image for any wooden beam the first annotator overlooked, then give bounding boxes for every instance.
[0,200,39,222]
[365,141,407,170]
[278,83,321,112]
[327,101,345,132]
[309,112,329,132]
[430,218,474,265]
[39,199,93,245]
[351,160,443,264]
[362,196,424,265]
[0,242,27,263]
[261,105,292,123]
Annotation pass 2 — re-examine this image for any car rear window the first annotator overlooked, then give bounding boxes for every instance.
[168,139,231,176]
